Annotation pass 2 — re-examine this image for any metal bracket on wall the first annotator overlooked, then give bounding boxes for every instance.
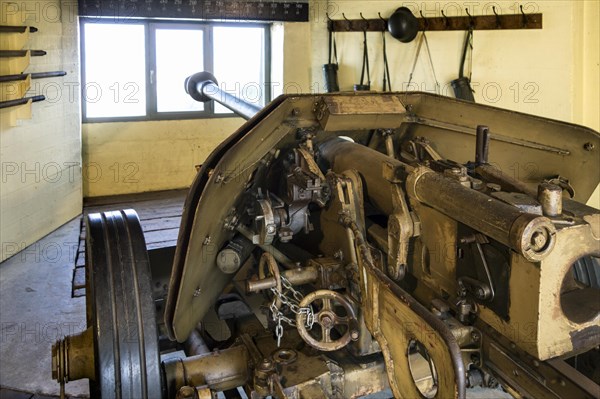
[328,6,542,32]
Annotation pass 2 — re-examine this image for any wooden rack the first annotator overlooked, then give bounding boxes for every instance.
[329,8,542,32]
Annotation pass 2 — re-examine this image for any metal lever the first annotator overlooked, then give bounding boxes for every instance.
[475,125,490,165]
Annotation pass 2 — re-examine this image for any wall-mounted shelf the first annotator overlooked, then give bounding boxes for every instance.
[0,9,44,124]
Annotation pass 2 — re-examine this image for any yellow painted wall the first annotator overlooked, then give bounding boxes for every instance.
[317,0,599,128]
[82,118,243,196]
[0,1,82,262]
[573,0,600,132]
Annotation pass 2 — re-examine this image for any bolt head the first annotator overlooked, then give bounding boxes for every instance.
[321,315,334,328]
[531,231,548,250]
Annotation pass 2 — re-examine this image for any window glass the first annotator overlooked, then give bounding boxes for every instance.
[213,26,265,114]
[155,28,204,113]
[80,21,268,121]
[83,23,146,118]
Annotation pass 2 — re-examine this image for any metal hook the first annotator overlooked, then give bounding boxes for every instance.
[492,6,502,28]
[441,10,450,28]
[326,12,333,31]
[360,12,369,31]
[378,12,387,31]
[520,5,528,27]
[342,13,351,30]
[419,10,429,30]
[465,8,475,28]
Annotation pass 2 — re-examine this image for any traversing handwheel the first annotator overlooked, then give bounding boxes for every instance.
[296,290,359,351]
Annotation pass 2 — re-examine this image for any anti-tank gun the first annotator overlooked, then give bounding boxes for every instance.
[52,71,600,399]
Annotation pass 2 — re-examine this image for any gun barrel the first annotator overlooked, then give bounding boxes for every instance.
[185,71,262,120]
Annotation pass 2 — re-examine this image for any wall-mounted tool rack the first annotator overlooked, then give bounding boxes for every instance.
[0,8,65,125]
[328,6,542,32]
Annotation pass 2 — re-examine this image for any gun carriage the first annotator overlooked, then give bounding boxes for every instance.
[52,72,600,399]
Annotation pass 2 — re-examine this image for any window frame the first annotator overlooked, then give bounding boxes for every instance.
[80,17,271,123]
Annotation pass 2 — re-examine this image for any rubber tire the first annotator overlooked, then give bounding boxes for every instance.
[85,209,163,399]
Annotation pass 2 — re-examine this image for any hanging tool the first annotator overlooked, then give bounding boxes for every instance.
[0,71,66,83]
[379,13,392,92]
[323,15,339,93]
[407,31,440,94]
[422,32,441,94]
[0,50,47,57]
[407,32,424,90]
[354,14,371,91]
[0,95,45,109]
[450,28,475,102]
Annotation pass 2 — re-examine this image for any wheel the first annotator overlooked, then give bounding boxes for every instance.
[86,209,163,398]
[296,290,360,351]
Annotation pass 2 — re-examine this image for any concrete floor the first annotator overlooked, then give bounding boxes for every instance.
[0,217,89,398]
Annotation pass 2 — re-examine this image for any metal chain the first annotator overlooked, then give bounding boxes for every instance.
[269,275,315,347]
[281,275,305,303]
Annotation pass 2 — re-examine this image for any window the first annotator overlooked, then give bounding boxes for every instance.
[81,19,270,122]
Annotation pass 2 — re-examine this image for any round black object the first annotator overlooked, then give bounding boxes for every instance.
[185,71,218,102]
[86,209,163,399]
[387,7,419,43]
